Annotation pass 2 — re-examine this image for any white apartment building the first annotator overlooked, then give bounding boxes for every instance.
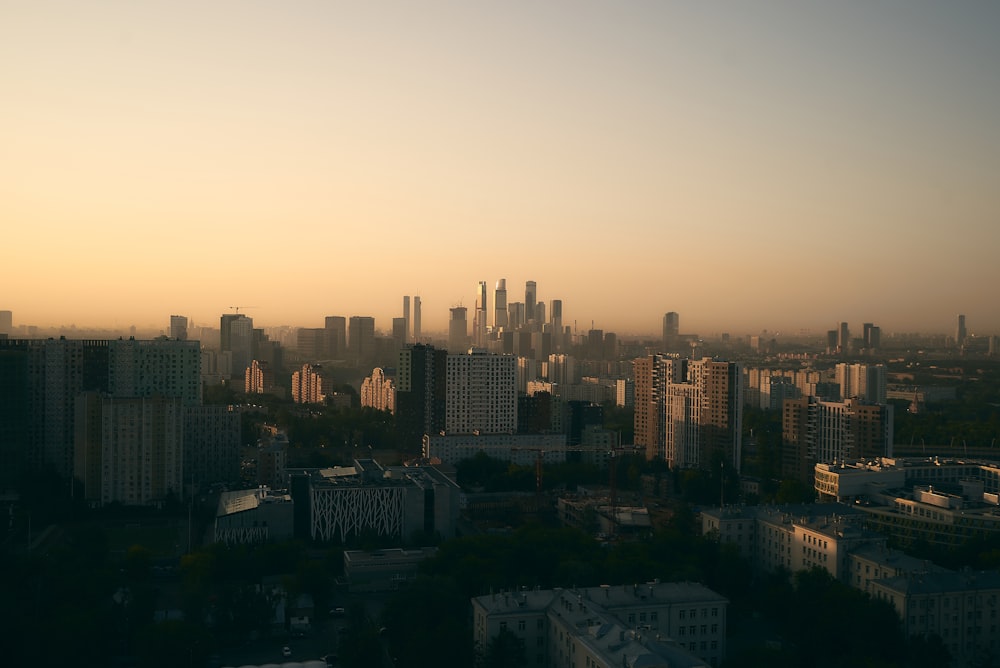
[445,349,517,434]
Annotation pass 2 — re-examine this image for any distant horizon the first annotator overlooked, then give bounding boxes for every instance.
[3,306,988,341]
[4,2,998,339]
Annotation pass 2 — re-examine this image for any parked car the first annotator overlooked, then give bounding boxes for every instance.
[282,646,292,658]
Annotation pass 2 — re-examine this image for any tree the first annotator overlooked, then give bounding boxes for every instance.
[482,628,527,668]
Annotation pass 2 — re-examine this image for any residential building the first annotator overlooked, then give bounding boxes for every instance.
[348,316,376,365]
[245,359,275,394]
[361,367,395,414]
[291,363,325,404]
[472,582,727,668]
[74,393,185,507]
[448,306,468,353]
[445,348,517,435]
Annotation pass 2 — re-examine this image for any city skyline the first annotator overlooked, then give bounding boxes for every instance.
[4,2,999,335]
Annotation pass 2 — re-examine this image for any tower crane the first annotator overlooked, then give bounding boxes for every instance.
[229,306,258,314]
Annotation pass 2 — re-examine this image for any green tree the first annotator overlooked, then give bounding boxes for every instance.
[483,628,527,668]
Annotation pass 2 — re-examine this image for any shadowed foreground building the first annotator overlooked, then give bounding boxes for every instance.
[289,459,460,543]
[473,581,727,668]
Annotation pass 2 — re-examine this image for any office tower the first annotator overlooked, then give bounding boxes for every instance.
[587,329,604,360]
[836,363,887,403]
[361,367,395,414]
[448,306,468,353]
[525,281,537,325]
[0,310,11,335]
[862,323,881,351]
[220,313,253,377]
[663,312,679,340]
[603,332,618,360]
[957,315,967,347]
[396,343,447,448]
[291,363,325,404]
[75,393,184,506]
[348,316,376,364]
[474,281,488,347]
[245,359,274,394]
[325,316,347,358]
[445,349,517,434]
[782,396,893,485]
[412,296,422,343]
[297,327,326,360]
[392,317,407,349]
[550,299,563,349]
[837,322,850,354]
[402,296,411,344]
[508,302,525,331]
[494,279,508,330]
[634,355,743,472]
[169,315,188,341]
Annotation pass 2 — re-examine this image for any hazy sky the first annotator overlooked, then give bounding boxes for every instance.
[3,1,998,337]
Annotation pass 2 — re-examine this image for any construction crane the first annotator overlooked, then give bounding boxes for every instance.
[229,306,258,314]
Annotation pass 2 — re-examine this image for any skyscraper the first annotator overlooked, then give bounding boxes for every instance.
[348,316,376,364]
[837,322,850,355]
[862,323,881,351]
[474,281,488,347]
[494,279,508,330]
[413,296,422,343]
[550,299,563,349]
[402,296,411,344]
[662,312,679,351]
[525,281,537,326]
[325,316,347,358]
[0,310,12,335]
[957,314,967,348]
[448,307,468,353]
[169,315,188,341]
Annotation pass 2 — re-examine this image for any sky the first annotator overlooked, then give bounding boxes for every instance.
[2,1,998,337]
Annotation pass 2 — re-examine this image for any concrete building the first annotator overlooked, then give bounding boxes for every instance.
[445,349,517,435]
[169,314,188,341]
[634,356,743,473]
[422,433,568,466]
[291,363,325,404]
[245,359,275,394]
[183,405,241,487]
[343,547,438,592]
[348,316,376,365]
[448,306,468,353]
[214,486,294,545]
[782,397,893,484]
[472,582,727,668]
[324,316,347,359]
[494,279,508,331]
[361,367,395,414]
[75,393,185,507]
[293,459,460,542]
[836,363,887,403]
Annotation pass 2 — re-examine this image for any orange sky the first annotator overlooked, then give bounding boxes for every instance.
[2,2,998,336]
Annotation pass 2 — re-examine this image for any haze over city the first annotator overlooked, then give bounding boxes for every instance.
[3,1,999,335]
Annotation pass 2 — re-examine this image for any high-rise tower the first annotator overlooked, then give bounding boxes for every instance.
[957,315,967,348]
[449,307,468,353]
[170,315,188,341]
[413,296,422,343]
[494,279,508,330]
[402,296,411,344]
[474,281,488,348]
[525,281,537,326]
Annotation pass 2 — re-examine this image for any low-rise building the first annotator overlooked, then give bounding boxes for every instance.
[472,581,728,668]
[214,486,294,544]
